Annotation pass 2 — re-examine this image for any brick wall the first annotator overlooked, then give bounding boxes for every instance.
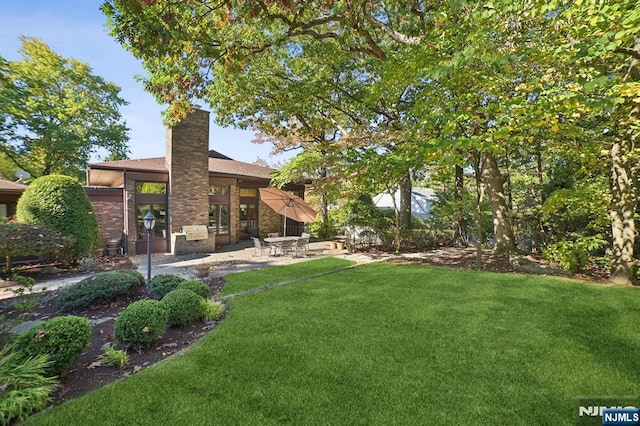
[124,178,136,255]
[166,108,210,232]
[85,187,125,249]
[230,183,239,243]
[171,233,217,255]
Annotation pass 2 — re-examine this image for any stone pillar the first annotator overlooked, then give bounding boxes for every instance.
[166,109,210,233]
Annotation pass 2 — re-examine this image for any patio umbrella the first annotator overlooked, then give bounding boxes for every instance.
[259,188,317,236]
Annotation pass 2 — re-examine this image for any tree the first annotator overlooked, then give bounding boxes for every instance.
[0,37,130,179]
[532,0,640,284]
[16,175,100,258]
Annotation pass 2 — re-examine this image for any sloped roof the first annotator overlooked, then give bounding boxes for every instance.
[0,178,27,193]
[88,156,274,180]
[208,157,273,179]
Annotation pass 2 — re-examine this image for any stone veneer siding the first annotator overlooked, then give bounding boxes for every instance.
[258,199,284,238]
[166,109,210,233]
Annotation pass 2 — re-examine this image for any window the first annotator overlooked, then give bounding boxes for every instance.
[209,204,229,235]
[239,188,258,197]
[0,204,7,218]
[136,182,166,194]
[209,185,229,196]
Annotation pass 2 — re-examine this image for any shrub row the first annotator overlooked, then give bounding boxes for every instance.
[378,229,456,251]
[57,270,145,312]
[114,275,224,348]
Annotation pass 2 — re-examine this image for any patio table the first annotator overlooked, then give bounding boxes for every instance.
[264,236,300,256]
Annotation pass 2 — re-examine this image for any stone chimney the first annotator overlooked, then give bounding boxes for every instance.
[165,108,210,233]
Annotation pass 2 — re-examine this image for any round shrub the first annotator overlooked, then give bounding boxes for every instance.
[57,271,142,312]
[16,175,99,258]
[161,289,205,327]
[177,280,210,299]
[116,269,146,287]
[114,300,168,348]
[13,315,92,377]
[148,274,186,299]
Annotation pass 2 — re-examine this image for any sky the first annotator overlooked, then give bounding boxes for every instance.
[0,0,291,165]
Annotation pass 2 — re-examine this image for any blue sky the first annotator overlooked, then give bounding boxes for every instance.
[0,0,289,165]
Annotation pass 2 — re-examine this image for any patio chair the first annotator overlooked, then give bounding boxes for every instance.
[296,236,309,255]
[251,237,268,257]
[279,239,297,257]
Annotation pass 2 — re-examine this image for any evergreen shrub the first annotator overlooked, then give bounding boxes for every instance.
[16,175,99,258]
[177,279,211,299]
[162,289,205,327]
[13,316,92,377]
[57,271,143,312]
[113,300,168,348]
[148,274,186,299]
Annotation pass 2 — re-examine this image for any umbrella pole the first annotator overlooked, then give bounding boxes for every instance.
[283,203,288,237]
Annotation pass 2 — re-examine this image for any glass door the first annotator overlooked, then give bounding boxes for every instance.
[136,203,168,254]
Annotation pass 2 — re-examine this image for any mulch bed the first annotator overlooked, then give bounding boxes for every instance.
[1,259,227,404]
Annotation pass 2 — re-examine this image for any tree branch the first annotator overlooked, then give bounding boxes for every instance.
[615,46,640,61]
[365,14,422,46]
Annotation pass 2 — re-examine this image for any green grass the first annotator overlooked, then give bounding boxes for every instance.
[219,257,356,296]
[24,263,640,425]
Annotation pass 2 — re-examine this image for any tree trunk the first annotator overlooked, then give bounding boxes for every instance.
[472,155,484,269]
[399,172,412,230]
[481,152,516,255]
[319,167,330,239]
[454,164,465,245]
[455,164,464,200]
[609,103,639,285]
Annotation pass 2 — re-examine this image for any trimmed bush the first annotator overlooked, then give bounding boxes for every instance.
[148,274,186,299]
[0,346,57,425]
[13,316,92,377]
[114,300,168,348]
[116,269,146,287]
[57,271,143,312]
[161,289,205,327]
[16,175,99,258]
[0,221,75,272]
[177,280,211,299]
[201,299,226,321]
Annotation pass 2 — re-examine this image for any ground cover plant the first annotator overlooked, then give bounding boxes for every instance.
[22,263,640,425]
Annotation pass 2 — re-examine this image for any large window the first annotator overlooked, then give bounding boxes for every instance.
[209,204,229,235]
[136,182,166,194]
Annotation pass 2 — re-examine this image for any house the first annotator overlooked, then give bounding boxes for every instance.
[372,187,436,220]
[86,109,305,255]
[0,178,27,219]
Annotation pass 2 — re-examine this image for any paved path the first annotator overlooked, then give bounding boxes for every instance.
[1,241,391,300]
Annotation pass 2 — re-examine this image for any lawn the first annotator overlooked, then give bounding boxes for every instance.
[219,257,356,296]
[25,261,640,425]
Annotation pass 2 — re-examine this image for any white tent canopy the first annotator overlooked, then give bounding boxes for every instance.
[372,187,436,219]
